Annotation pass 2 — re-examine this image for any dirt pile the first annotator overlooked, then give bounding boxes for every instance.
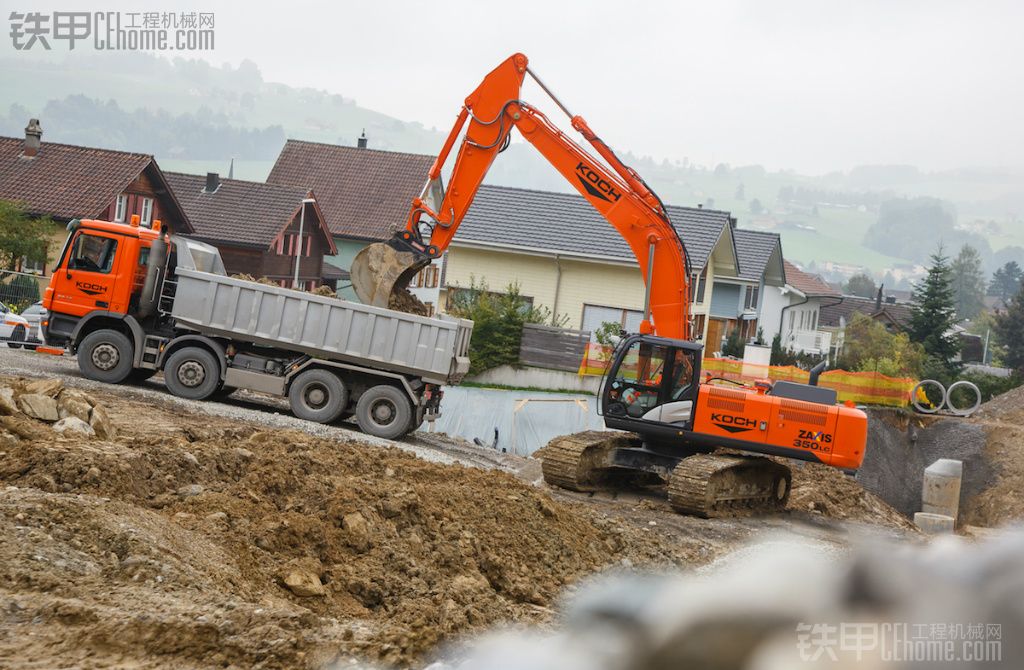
[0,376,699,669]
[388,288,430,316]
[788,461,916,529]
[961,385,1024,527]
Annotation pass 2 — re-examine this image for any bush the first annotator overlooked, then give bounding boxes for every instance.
[447,278,557,375]
[955,371,1023,404]
[721,327,744,358]
[2,273,40,312]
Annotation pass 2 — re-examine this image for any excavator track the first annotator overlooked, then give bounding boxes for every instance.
[540,431,635,492]
[667,453,791,518]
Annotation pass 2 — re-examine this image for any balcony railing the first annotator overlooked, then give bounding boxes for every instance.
[787,329,832,355]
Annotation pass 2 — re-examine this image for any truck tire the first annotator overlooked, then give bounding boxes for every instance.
[78,329,134,384]
[288,369,348,423]
[164,347,221,400]
[356,384,413,440]
[7,325,25,349]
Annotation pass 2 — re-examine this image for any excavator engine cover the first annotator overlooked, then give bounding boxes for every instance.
[350,233,431,308]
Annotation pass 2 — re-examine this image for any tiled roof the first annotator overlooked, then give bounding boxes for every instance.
[819,295,913,329]
[453,184,733,272]
[732,228,784,284]
[165,172,332,251]
[0,135,157,220]
[266,140,433,240]
[784,260,840,296]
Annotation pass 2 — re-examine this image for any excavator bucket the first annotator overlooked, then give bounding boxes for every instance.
[350,239,431,308]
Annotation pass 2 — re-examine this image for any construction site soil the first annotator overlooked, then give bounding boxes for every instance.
[5,368,1020,669]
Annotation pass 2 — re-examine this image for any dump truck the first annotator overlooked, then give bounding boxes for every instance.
[41,217,472,439]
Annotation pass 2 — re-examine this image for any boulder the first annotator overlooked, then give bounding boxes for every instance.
[60,388,97,407]
[57,395,92,423]
[342,511,372,552]
[281,568,326,597]
[25,378,64,398]
[0,387,18,416]
[53,416,95,437]
[17,394,59,422]
[89,404,115,439]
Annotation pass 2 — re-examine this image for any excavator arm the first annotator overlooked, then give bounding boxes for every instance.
[350,53,692,340]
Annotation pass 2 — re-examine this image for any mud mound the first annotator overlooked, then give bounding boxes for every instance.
[960,384,1024,527]
[788,461,916,529]
[0,377,699,669]
[388,287,429,316]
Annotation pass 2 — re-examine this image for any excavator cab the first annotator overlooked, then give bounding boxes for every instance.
[601,334,702,429]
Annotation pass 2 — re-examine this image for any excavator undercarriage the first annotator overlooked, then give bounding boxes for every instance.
[540,431,792,518]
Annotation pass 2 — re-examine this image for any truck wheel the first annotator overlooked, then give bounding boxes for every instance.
[288,369,348,423]
[164,347,221,400]
[7,325,25,349]
[78,329,134,384]
[356,384,413,440]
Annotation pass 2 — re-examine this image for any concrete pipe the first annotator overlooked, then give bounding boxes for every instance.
[945,380,982,417]
[911,379,946,414]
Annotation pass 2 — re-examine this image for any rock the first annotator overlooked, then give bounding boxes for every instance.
[57,395,92,423]
[342,512,372,552]
[0,387,18,416]
[182,452,199,466]
[205,511,228,522]
[52,416,95,437]
[59,388,97,407]
[88,404,114,439]
[281,569,326,597]
[176,484,204,499]
[17,394,59,422]
[25,378,64,398]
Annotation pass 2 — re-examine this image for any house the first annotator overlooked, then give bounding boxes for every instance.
[266,137,443,309]
[819,291,914,360]
[0,119,191,277]
[438,184,740,342]
[762,260,843,358]
[704,228,786,352]
[165,172,336,289]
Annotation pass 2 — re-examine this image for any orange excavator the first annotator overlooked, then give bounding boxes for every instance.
[351,53,867,516]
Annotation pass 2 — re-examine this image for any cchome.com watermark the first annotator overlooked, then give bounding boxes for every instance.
[9,11,215,52]
[797,622,1002,663]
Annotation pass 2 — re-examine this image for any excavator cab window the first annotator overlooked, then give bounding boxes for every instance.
[604,337,698,423]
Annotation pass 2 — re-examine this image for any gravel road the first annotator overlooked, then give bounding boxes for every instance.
[0,344,513,469]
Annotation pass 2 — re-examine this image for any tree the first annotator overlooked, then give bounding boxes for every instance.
[735,183,745,200]
[447,278,557,375]
[749,198,763,215]
[844,273,877,299]
[989,261,1023,301]
[908,248,961,373]
[950,244,986,320]
[837,313,925,377]
[993,283,1024,373]
[0,200,54,270]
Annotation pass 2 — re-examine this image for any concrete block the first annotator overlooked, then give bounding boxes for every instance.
[914,512,955,534]
[922,458,963,521]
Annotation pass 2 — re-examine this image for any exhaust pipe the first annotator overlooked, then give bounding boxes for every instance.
[137,233,168,318]
[808,359,828,386]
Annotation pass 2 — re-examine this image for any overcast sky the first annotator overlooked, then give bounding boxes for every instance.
[6,0,1024,174]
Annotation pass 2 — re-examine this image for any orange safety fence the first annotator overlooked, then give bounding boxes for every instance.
[577,344,915,407]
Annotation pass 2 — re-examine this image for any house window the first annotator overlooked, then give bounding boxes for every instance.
[140,197,153,226]
[744,285,759,311]
[810,311,818,331]
[691,268,707,304]
[114,194,127,223]
[20,255,45,275]
[789,311,795,331]
[305,235,312,257]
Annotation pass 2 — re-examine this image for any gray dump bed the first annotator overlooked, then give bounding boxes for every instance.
[169,268,472,384]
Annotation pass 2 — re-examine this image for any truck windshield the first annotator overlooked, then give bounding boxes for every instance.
[69,234,118,273]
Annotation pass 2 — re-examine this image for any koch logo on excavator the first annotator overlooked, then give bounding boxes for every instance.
[710,413,758,434]
[576,162,622,203]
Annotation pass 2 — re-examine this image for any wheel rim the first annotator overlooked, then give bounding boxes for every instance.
[303,383,329,410]
[91,342,119,371]
[177,360,206,388]
[370,398,397,426]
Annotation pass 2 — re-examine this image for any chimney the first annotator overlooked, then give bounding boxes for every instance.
[23,118,42,157]
[204,172,220,193]
[357,129,367,149]
[875,284,884,311]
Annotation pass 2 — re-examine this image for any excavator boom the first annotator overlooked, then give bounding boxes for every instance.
[350,53,691,339]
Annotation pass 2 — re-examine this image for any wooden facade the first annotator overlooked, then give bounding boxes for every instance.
[98,165,186,233]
